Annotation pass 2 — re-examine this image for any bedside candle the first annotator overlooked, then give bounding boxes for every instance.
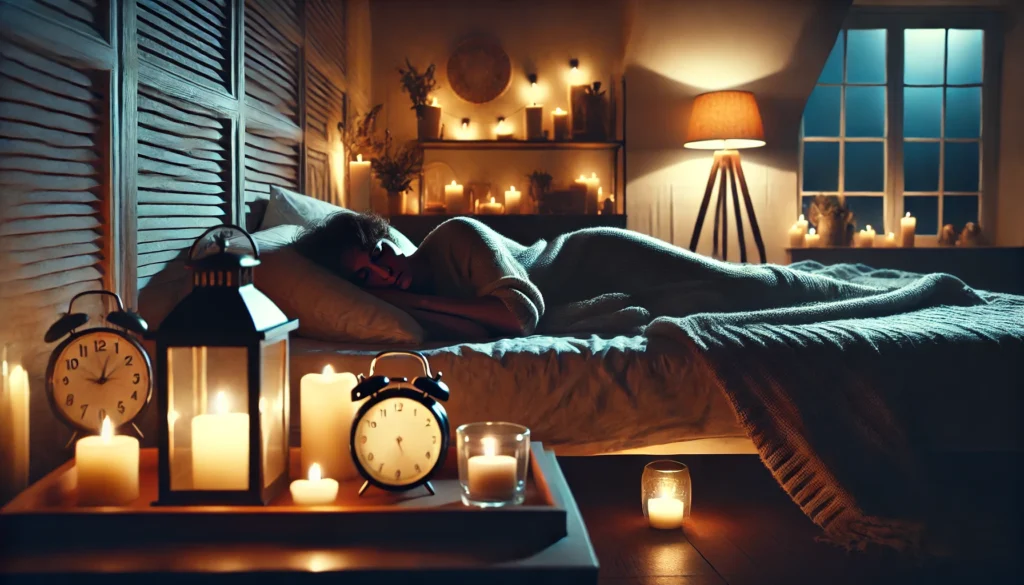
[900,212,916,248]
[290,463,339,506]
[505,186,521,214]
[467,437,517,501]
[525,104,543,140]
[301,365,359,482]
[192,391,249,490]
[76,416,139,506]
[478,196,504,215]
[804,227,820,248]
[796,214,809,236]
[349,154,372,212]
[857,225,876,248]
[647,492,685,530]
[788,222,805,248]
[444,180,465,214]
[575,173,600,214]
[552,107,569,140]
[2,363,30,494]
[882,231,897,248]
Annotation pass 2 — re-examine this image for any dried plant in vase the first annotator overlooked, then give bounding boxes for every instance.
[957,222,984,247]
[582,82,609,140]
[398,58,441,140]
[344,104,384,159]
[807,194,855,247]
[526,170,553,214]
[371,130,424,216]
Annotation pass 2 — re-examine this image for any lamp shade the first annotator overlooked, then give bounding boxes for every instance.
[684,91,765,150]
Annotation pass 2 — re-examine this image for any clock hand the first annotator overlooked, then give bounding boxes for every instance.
[396,436,404,454]
[97,355,111,384]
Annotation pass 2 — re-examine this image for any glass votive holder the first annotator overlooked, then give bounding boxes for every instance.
[641,460,692,530]
[457,422,530,508]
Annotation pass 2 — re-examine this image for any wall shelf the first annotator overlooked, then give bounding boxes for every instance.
[418,140,624,151]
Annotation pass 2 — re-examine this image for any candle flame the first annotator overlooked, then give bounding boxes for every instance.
[431,97,438,107]
[214,391,229,414]
[888,232,895,238]
[554,107,565,115]
[798,214,805,221]
[809,228,816,235]
[322,364,335,377]
[462,120,468,128]
[100,416,113,441]
[578,174,586,181]
[591,172,597,179]
[451,180,457,186]
[905,212,911,218]
[598,187,603,196]
[168,410,180,426]
[866,225,872,231]
[482,436,497,457]
[309,463,323,482]
[509,186,516,192]
[356,154,363,163]
[489,196,496,204]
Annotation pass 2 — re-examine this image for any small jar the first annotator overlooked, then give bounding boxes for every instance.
[641,460,692,530]
[457,422,530,507]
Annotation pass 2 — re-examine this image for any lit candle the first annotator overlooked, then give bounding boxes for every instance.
[76,416,139,506]
[900,212,916,248]
[192,391,249,490]
[552,107,569,140]
[575,173,600,214]
[477,196,505,215]
[495,118,514,141]
[882,231,898,248]
[1,363,29,494]
[444,180,465,214]
[804,227,821,248]
[431,97,438,107]
[504,186,521,214]
[349,154,372,212]
[796,214,809,236]
[857,224,876,248]
[525,104,543,140]
[290,463,339,506]
[647,491,685,530]
[467,437,517,501]
[788,222,805,248]
[301,365,359,482]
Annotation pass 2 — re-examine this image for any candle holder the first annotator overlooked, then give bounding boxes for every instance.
[641,460,692,530]
[457,422,530,508]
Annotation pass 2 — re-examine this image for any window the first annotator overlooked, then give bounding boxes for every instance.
[800,15,995,239]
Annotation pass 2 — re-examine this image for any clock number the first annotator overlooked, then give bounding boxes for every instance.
[130,391,138,401]
[65,394,74,406]
[378,463,384,473]
[80,404,89,419]
[117,401,125,415]
[413,408,417,416]
[97,408,106,422]
[132,373,140,385]
[425,418,431,427]
[78,344,88,358]
[66,358,79,370]
[124,355,133,366]
[62,376,69,386]
[432,436,437,444]
[367,452,374,462]
[94,340,106,352]
[395,402,403,412]
[414,464,421,473]
[379,408,387,418]
[366,420,376,429]
[425,451,431,460]
[395,469,401,480]
[114,342,120,354]
[360,435,367,444]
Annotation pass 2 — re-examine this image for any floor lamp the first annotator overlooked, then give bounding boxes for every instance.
[684,91,767,264]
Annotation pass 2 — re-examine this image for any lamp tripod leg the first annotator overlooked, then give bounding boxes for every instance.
[725,155,748,263]
[733,158,767,263]
[689,158,722,252]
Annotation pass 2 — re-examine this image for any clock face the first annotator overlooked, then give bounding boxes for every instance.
[48,329,151,432]
[353,395,444,487]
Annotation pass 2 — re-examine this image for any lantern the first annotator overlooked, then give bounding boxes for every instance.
[149,225,298,505]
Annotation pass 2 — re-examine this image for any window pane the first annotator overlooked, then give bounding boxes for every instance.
[803,86,841,137]
[803,142,840,192]
[847,29,886,84]
[845,86,885,137]
[945,87,981,139]
[904,196,939,235]
[905,29,946,85]
[844,142,884,192]
[944,141,980,192]
[818,33,844,84]
[904,88,942,138]
[942,195,979,232]
[845,196,885,232]
[904,142,940,192]
[947,29,983,85]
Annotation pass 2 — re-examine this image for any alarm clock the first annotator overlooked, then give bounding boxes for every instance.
[44,290,151,440]
[350,351,450,496]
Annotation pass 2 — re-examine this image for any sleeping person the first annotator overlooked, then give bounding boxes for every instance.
[292,213,884,340]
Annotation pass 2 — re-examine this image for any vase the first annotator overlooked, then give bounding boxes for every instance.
[582,94,609,141]
[416,105,442,141]
[386,191,405,216]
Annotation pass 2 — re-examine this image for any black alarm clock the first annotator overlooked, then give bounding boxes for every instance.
[43,290,151,442]
[350,351,450,496]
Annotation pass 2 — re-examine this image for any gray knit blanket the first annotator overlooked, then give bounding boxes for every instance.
[646,261,1024,553]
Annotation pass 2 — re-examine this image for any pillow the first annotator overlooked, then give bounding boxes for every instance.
[252,225,425,345]
[260,186,417,255]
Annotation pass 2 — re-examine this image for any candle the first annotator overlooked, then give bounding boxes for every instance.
[882,231,898,248]
[804,227,821,248]
[1,363,29,495]
[900,212,916,248]
[495,118,514,141]
[431,97,438,107]
[857,224,876,248]
[349,154,372,212]
[444,180,465,214]
[788,222,805,248]
[301,365,359,482]
[290,463,339,506]
[647,493,685,530]
[467,437,517,501]
[504,186,521,214]
[76,416,139,506]
[575,173,600,214]
[192,391,249,490]
[796,214,809,236]
[552,107,569,140]
[478,196,504,215]
[525,104,543,140]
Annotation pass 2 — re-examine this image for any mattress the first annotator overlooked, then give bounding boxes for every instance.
[288,334,748,456]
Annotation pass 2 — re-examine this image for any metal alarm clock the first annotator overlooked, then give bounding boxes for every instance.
[350,351,450,496]
[43,291,152,441]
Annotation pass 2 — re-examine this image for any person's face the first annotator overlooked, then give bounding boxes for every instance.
[340,240,413,290]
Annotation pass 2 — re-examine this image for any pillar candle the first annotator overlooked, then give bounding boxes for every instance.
[900,212,916,248]
[796,214,809,236]
[467,437,517,501]
[349,154,372,212]
[1,363,30,495]
[525,104,543,140]
[76,417,139,506]
[478,196,504,215]
[788,223,805,248]
[192,391,249,490]
[881,231,898,248]
[647,495,685,530]
[290,463,339,506]
[575,173,600,214]
[301,365,359,482]
[444,180,465,215]
[504,186,521,214]
[804,227,821,248]
[552,107,569,140]
[857,225,876,248]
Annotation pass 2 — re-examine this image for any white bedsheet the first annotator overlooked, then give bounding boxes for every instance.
[289,335,747,455]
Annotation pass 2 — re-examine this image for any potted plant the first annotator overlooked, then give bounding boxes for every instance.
[398,58,441,141]
[582,82,609,140]
[371,130,424,216]
[807,194,855,247]
[525,170,553,214]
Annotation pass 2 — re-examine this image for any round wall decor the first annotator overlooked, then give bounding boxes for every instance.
[447,36,512,104]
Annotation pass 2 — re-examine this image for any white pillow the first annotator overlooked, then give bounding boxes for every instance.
[260,186,417,254]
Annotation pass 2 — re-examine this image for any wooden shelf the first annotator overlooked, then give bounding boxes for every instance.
[419,140,624,151]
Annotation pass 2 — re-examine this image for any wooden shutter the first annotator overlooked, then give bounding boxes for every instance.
[303,64,342,204]
[19,0,105,38]
[137,0,231,93]
[305,0,346,77]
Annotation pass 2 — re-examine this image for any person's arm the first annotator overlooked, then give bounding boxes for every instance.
[370,289,523,337]
[406,308,490,341]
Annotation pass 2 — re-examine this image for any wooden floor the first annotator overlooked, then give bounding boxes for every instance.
[559,453,1022,585]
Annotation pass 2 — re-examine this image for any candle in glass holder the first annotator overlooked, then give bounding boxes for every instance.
[525,104,543,140]
[478,196,505,215]
[804,227,821,248]
[444,180,465,214]
[301,365,359,482]
[505,186,521,214]
[467,437,517,501]
[290,463,339,506]
[76,416,139,506]
[900,212,916,247]
[647,492,685,530]
[552,107,569,140]
[192,391,249,490]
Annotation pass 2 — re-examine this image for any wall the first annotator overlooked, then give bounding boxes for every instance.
[996,1,1023,246]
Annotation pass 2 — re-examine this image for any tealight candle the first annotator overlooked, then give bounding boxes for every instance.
[552,107,569,140]
[444,180,465,214]
[76,416,139,506]
[804,227,821,248]
[478,196,504,215]
[504,186,521,214]
[290,463,339,506]
[882,231,897,248]
[192,391,249,490]
[647,492,685,530]
[301,365,359,482]
[525,104,543,140]
[467,437,518,501]
[900,212,916,248]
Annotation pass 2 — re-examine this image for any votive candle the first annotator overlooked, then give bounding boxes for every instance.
[290,463,339,506]
[76,416,139,506]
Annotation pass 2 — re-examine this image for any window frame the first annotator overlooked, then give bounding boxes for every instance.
[799,7,1003,244]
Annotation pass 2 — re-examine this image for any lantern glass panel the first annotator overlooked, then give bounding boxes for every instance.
[167,346,250,491]
[260,339,288,488]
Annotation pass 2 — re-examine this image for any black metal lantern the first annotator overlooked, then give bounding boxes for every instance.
[149,225,298,505]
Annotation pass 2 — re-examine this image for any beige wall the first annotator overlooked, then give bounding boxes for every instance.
[996,2,1024,246]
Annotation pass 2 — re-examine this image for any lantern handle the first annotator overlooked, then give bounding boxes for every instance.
[367,350,433,379]
[187,224,260,262]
